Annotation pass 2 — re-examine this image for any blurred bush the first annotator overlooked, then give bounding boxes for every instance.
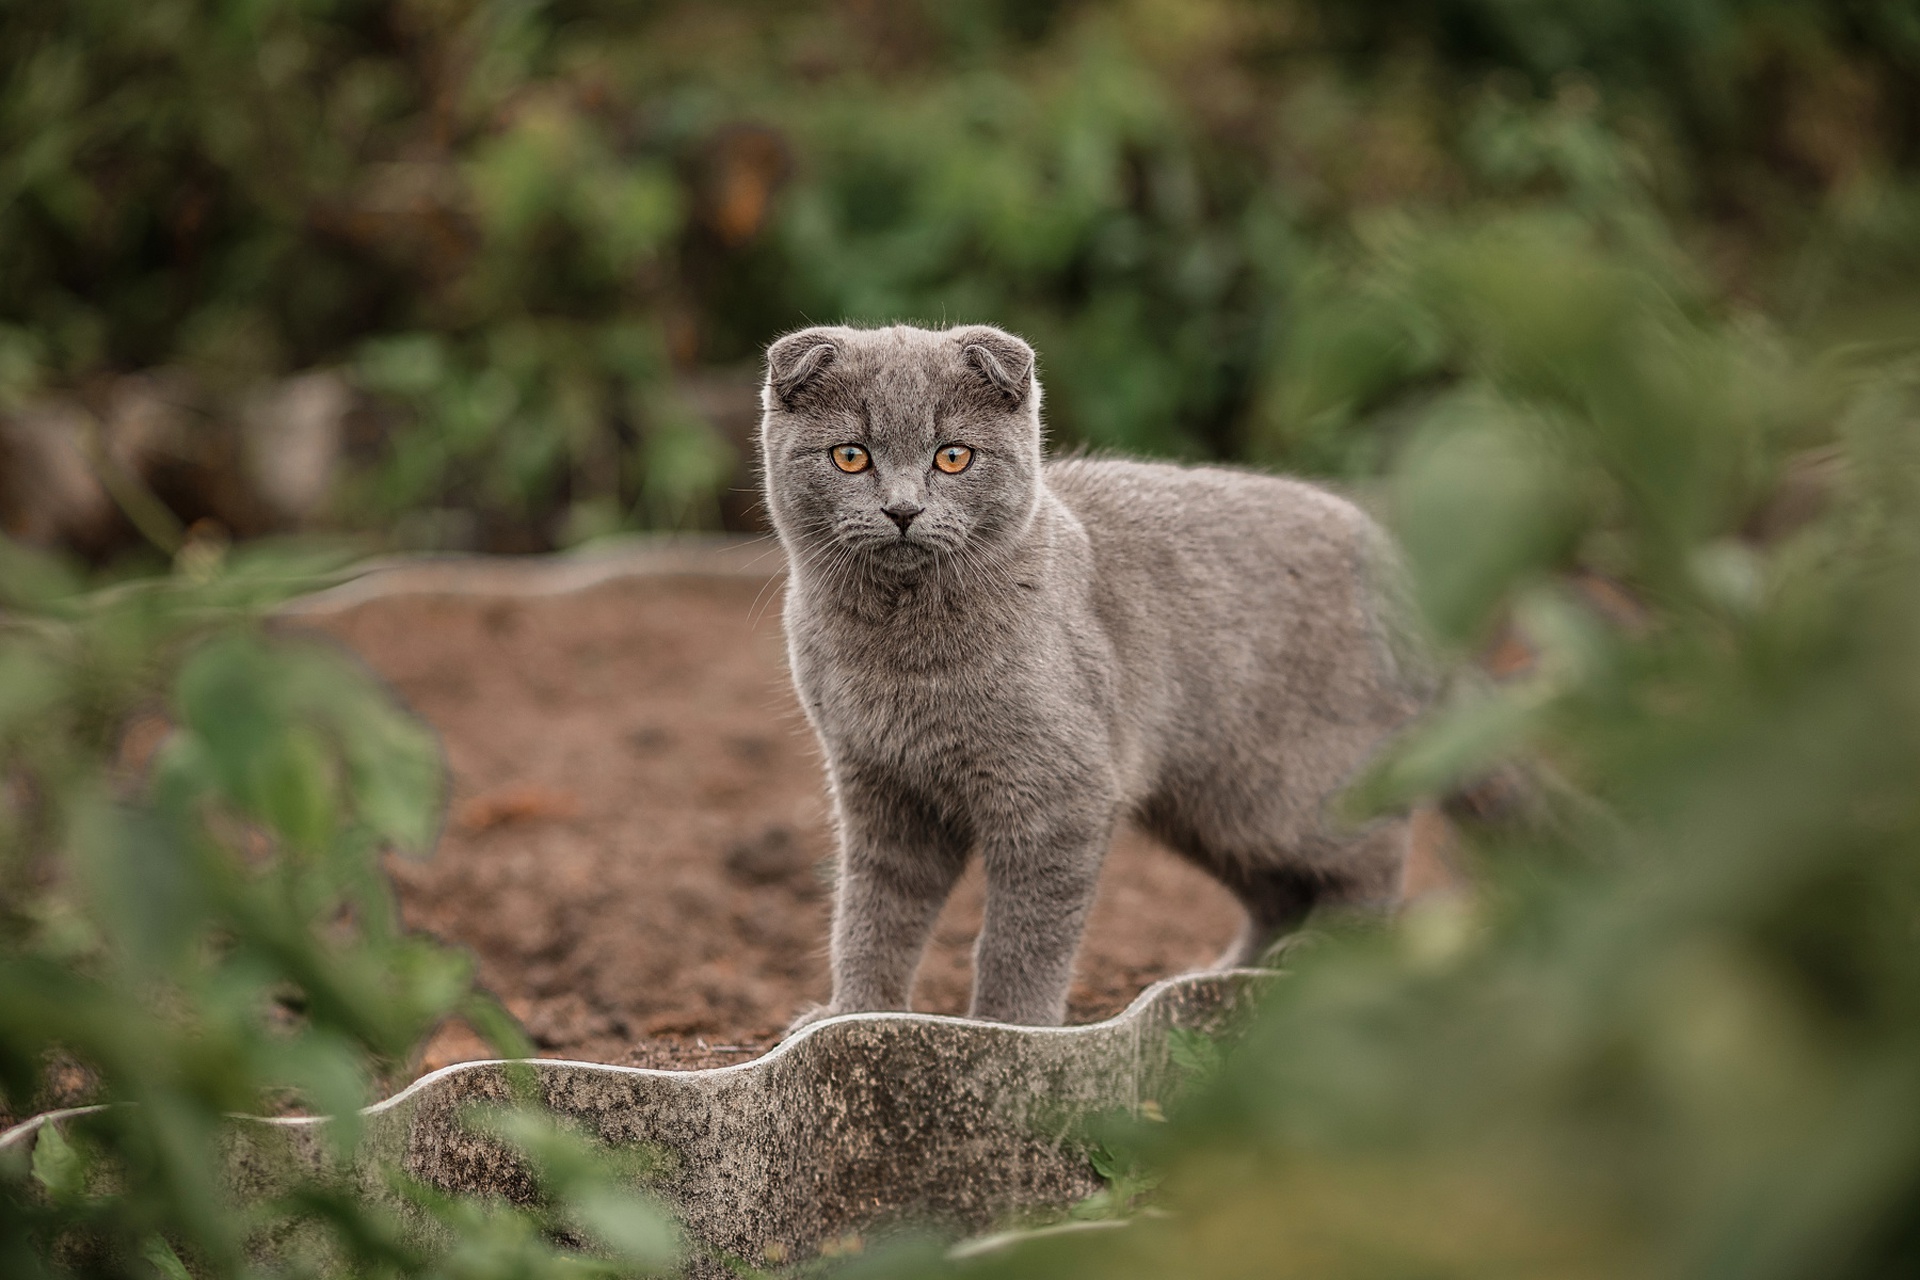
[838,130,1920,1280]
[0,542,679,1276]
[3,0,1915,554]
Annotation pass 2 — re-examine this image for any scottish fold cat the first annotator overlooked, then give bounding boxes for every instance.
[761,323,1430,1027]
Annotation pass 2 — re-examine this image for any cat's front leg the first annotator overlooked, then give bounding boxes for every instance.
[970,818,1112,1026]
[795,781,968,1031]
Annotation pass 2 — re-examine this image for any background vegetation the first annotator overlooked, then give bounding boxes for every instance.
[7,0,1916,551]
[4,0,1920,1275]
[0,544,683,1276]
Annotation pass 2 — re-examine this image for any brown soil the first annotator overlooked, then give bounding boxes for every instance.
[0,559,1459,1132]
[301,570,1277,1074]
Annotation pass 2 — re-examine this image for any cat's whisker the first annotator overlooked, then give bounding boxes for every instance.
[787,533,857,608]
[742,533,800,626]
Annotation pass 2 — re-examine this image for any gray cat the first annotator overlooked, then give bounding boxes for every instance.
[761,323,1431,1028]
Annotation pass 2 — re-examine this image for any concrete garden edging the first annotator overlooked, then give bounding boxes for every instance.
[274,533,785,617]
[3,543,1275,1271]
[1,971,1269,1273]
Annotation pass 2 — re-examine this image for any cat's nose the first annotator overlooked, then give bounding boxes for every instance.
[882,501,924,533]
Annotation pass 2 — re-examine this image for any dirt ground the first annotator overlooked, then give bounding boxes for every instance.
[295,558,1458,1077]
[0,553,1460,1134]
[304,566,1306,1072]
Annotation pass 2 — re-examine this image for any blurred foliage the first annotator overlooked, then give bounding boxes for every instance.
[4,0,1917,547]
[837,145,1920,1280]
[0,542,679,1276]
[6,2,1920,1278]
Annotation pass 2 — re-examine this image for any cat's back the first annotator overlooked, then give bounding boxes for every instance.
[1043,456,1427,805]
[1044,456,1382,608]
[1044,455,1421,715]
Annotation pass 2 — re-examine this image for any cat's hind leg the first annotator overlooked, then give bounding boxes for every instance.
[1211,865,1322,969]
[1209,818,1410,968]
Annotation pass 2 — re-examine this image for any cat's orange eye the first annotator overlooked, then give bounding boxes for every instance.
[831,444,870,473]
[934,444,973,474]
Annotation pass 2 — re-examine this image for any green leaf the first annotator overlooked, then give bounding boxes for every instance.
[1168,1027,1224,1079]
[1088,1143,1125,1182]
[567,1185,682,1267]
[0,642,63,742]
[640,405,736,530]
[256,724,339,853]
[329,691,444,858]
[71,799,204,971]
[1351,680,1549,812]
[174,631,444,855]
[30,1122,85,1201]
[0,535,82,607]
[1391,392,1581,647]
[175,631,291,809]
[354,333,448,399]
[141,1237,193,1280]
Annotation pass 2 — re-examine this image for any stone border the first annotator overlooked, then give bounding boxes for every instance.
[277,534,785,617]
[1,971,1268,1274]
[8,546,1272,1271]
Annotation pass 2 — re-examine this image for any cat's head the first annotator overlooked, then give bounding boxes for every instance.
[759,324,1044,570]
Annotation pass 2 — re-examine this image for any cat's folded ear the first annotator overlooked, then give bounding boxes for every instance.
[766,329,839,407]
[956,327,1035,407]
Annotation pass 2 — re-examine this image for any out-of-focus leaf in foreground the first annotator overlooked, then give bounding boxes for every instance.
[864,218,1920,1280]
[0,548,680,1276]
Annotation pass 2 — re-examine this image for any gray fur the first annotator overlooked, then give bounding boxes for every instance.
[761,323,1431,1028]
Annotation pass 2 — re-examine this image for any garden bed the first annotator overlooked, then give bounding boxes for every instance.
[3,540,1459,1268]
[287,540,1288,1077]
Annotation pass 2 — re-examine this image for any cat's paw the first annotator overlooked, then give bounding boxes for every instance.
[785,1003,840,1037]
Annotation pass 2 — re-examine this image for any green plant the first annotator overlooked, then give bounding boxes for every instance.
[8,5,1920,1275]
[0,540,678,1277]
[8,2,1915,552]
[837,196,1920,1280]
